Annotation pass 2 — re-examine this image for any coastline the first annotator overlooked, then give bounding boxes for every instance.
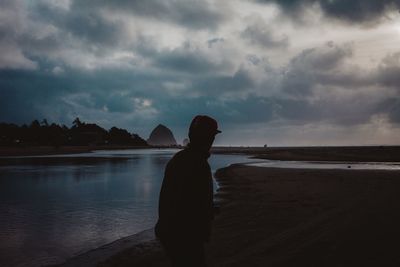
[2,145,400,162]
[56,164,400,266]
[0,145,152,157]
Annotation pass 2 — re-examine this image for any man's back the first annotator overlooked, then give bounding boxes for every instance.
[155,115,221,266]
[155,145,214,242]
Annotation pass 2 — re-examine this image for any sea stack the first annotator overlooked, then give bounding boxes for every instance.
[183,138,189,147]
[147,124,177,146]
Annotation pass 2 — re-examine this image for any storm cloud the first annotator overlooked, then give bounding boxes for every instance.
[78,0,228,30]
[240,17,289,49]
[1,0,400,145]
[257,0,400,25]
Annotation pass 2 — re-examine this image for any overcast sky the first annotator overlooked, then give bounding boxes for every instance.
[1,0,400,146]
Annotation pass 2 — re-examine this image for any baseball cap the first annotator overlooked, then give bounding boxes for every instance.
[189,115,221,136]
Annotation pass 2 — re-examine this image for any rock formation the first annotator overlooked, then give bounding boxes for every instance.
[147,124,177,146]
[183,138,189,147]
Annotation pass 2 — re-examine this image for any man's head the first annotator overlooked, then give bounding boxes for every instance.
[188,115,221,151]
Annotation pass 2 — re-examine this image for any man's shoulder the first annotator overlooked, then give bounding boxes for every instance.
[165,149,193,176]
[169,148,209,166]
[170,148,210,169]
[169,148,191,165]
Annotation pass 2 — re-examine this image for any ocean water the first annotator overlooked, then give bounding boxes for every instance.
[0,149,254,267]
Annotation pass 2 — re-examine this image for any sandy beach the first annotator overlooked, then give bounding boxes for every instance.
[209,166,400,266]
[58,163,400,267]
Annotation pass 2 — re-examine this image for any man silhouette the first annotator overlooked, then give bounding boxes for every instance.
[155,115,221,267]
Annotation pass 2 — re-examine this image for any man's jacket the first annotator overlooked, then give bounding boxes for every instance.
[155,145,214,242]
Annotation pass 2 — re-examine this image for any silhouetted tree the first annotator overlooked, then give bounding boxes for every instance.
[109,127,132,144]
[0,118,148,147]
[131,133,148,146]
[108,127,147,146]
[41,119,49,127]
[30,120,40,129]
[72,117,82,128]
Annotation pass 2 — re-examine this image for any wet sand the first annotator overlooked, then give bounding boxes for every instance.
[62,165,400,267]
[209,166,400,266]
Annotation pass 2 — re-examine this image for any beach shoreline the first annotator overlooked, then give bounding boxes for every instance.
[2,145,400,162]
[55,162,400,267]
[0,145,154,157]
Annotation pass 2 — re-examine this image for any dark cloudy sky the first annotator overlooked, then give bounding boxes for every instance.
[1,0,400,146]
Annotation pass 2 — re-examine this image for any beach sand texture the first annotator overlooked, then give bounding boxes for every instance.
[88,165,400,267]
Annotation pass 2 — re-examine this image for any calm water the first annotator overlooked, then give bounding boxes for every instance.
[246,160,400,170]
[0,149,255,267]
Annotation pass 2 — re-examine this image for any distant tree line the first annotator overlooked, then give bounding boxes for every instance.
[0,118,148,147]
